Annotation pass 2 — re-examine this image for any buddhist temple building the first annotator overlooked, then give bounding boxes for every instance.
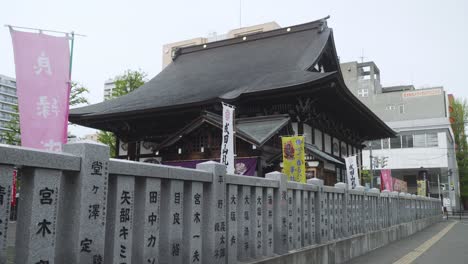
[70,18,394,186]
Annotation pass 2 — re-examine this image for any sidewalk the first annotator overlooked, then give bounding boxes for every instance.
[345,218,468,264]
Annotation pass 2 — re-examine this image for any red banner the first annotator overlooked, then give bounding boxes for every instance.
[10,29,71,151]
[380,169,393,191]
[393,178,408,193]
[380,169,408,192]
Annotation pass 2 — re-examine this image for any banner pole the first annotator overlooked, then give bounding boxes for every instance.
[4,24,86,37]
[69,31,75,78]
[64,31,75,143]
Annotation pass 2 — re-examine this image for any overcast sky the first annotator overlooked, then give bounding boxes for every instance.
[1,0,467,136]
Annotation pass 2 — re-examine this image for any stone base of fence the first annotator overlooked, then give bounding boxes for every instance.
[244,215,441,264]
[0,142,443,264]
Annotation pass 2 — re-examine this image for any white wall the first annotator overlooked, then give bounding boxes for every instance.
[324,134,331,154]
[314,129,322,150]
[362,132,448,169]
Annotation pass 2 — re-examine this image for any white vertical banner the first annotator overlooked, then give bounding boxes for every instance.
[345,155,360,189]
[220,103,235,174]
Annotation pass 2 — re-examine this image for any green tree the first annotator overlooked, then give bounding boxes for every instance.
[2,105,20,145]
[97,131,116,158]
[111,69,147,98]
[451,98,468,207]
[0,82,89,145]
[360,169,372,186]
[97,69,147,157]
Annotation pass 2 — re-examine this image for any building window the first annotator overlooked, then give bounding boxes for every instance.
[382,138,390,149]
[370,139,382,150]
[385,105,396,110]
[413,133,426,148]
[357,89,369,97]
[390,136,401,149]
[399,104,405,114]
[401,135,413,148]
[426,133,438,147]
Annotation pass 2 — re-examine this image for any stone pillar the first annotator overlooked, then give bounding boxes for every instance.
[294,190,302,248]
[324,191,330,241]
[227,184,238,264]
[334,183,346,238]
[392,192,399,225]
[62,142,110,263]
[308,190,316,245]
[263,187,274,257]
[165,180,184,264]
[251,187,263,258]
[369,188,380,230]
[265,172,288,254]
[302,191,309,244]
[238,185,251,260]
[355,186,365,234]
[196,162,227,264]
[0,165,13,263]
[363,191,369,232]
[308,178,324,244]
[406,193,412,222]
[16,168,61,264]
[181,181,203,264]
[287,189,294,249]
[381,190,389,228]
[106,175,135,264]
[134,177,161,264]
[329,192,335,240]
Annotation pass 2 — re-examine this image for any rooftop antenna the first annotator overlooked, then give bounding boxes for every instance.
[359,49,366,63]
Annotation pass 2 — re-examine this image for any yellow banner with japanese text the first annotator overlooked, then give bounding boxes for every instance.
[417,180,426,196]
[281,136,306,183]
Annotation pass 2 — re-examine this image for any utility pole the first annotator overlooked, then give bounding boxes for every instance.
[438,174,441,203]
[369,142,374,188]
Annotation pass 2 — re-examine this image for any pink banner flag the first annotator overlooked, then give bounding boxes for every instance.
[380,169,394,191]
[10,29,71,151]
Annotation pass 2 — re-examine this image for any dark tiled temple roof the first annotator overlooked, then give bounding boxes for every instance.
[69,17,394,140]
[70,18,333,119]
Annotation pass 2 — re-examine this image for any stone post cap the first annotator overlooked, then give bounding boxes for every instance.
[406,193,412,197]
[196,160,225,170]
[369,188,380,193]
[307,178,323,186]
[65,140,108,147]
[196,160,222,166]
[334,182,346,189]
[355,186,365,192]
[265,171,287,181]
[398,192,407,197]
[390,191,399,196]
[381,190,390,196]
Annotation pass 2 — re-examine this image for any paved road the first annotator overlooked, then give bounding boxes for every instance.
[346,218,468,264]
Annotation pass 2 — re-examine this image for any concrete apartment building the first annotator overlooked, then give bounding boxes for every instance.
[0,74,18,144]
[341,61,459,209]
[103,78,116,101]
[161,24,459,207]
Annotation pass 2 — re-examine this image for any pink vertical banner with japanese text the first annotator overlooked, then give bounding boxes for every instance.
[380,169,394,191]
[10,29,71,151]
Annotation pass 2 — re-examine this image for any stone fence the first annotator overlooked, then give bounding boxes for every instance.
[0,142,440,264]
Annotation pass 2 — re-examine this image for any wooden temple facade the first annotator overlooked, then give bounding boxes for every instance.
[70,18,394,186]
